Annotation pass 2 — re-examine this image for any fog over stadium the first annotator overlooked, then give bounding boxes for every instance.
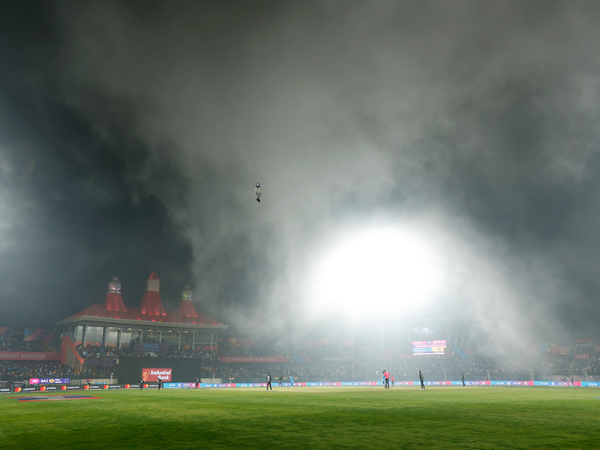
[2,0,600,354]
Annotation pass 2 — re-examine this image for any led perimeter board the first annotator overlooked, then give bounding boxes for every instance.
[412,340,447,356]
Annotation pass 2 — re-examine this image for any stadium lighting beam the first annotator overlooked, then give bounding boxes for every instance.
[308,225,443,321]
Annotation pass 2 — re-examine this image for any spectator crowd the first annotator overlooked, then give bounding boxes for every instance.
[0,339,57,353]
[3,334,600,383]
[0,361,76,381]
[75,344,220,361]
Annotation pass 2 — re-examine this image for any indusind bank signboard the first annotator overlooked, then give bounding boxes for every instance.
[142,368,172,382]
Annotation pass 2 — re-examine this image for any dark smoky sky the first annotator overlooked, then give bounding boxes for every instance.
[1,0,600,348]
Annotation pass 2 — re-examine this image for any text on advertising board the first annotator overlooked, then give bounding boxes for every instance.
[29,378,71,385]
[0,352,62,361]
[142,368,172,381]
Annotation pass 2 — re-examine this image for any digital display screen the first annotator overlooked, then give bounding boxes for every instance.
[412,340,447,356]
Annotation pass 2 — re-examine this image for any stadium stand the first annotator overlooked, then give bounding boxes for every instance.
[0,361,76,381]
[3,320,599,384]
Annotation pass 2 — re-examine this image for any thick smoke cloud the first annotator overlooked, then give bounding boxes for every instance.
[1,1,600,347]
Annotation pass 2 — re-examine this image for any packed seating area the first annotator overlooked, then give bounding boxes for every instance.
[0,361,76,381]
[2,353,597,383]
[217,339,353,357]
[75,344,220,360]
[0,338,57,353]
[220,350,600,382]
[2,329,599,382]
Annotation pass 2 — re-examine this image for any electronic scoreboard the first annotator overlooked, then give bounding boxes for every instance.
[412,339,447,356]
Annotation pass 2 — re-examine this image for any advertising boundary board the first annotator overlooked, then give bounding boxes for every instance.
[158,380,600,389]
[29,378,71,385]
[142,368,172,382]
[119,357,203,383]
[2,380,600,394]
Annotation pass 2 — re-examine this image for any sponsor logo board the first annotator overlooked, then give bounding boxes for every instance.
[142,368,172,382]
[534,381,571,386]
[29,378,70,385]
[163,382,195,389]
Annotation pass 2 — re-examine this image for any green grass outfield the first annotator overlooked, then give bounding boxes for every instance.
[1,386,599,449]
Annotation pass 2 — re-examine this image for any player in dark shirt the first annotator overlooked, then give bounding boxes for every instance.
[278,376,283,387]
[462,373,465,387]
[419,371,425,390]
[195,377,199,389]
[158,378,162,391]
[266,373,273,391]
[140,379,144,391]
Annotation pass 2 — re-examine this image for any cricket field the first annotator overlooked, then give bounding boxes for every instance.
[1,386,599,449]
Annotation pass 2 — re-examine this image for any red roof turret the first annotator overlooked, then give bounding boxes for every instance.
[63,273,224,326]
[178,285,198,318]
[138,272,166,316]
[103,277,128,312]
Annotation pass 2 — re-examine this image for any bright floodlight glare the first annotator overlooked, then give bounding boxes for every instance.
[308,226,442,320]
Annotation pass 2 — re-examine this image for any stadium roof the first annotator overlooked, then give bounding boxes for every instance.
[55,273,227,330]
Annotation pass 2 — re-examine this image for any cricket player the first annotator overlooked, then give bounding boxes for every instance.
[266,372,273,391]
[462,373,465,387]
[290,375,294,387]
[418,370,425,390]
